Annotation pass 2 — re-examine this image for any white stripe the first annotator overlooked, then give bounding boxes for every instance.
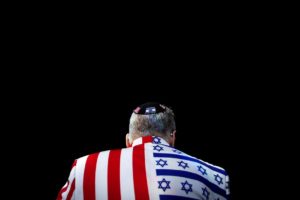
[132,137,143,147]
[75,155,88,200]
[61,167,76,199]
[226,175,230,195]
[145,143,160,200]
[95,150,110,200]
[120,148,135,200]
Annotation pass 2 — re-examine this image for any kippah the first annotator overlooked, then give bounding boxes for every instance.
[133,102,166,115]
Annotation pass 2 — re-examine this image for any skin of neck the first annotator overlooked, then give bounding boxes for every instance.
[125,130,176,147]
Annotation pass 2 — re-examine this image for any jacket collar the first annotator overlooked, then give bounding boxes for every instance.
[132,135,170,147]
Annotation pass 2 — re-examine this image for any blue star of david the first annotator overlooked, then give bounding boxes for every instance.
[153,137,161,144]
[178,161,189,169]
[158,178,171,192]
[202,187,210,200]
[181,180,193,194]
[156,159,168,167]
[214,174,223,185]
[153,145,164,152]
[197,165,207,175]
[172,149,182,154]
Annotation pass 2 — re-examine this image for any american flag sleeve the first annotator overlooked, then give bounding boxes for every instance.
[57,160,77,200]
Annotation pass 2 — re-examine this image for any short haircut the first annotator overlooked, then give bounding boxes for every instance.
[129,104,176,138]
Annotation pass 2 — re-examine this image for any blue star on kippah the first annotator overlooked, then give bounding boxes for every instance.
[153,145,164,152]
[197,165,207,175]
[158,178,171,192]
[156,159,168,167]
[214,174,223,185]
[153,137,161,144]
[177,161,189,169]
[181,180,193,194]
[202,187,210,200]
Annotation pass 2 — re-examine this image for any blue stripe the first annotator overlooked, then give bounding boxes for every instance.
[156,169,227,198]
[160,195,199,200]
[153,153,226,175]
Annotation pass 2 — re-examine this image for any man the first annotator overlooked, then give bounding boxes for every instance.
[57,102,230,200]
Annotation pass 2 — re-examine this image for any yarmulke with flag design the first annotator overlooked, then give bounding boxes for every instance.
[133,102,166,115]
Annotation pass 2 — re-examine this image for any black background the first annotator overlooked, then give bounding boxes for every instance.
[5,11,283,199]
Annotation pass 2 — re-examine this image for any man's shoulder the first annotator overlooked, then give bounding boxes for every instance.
[184,152,227,174]
[151,143,228,175]
[76,146,227,173]
[75,148,128,162]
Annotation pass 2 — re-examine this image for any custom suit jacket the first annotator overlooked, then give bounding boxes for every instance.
[57,136,230,200]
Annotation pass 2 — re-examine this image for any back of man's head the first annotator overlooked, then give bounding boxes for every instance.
[129,102,176,141]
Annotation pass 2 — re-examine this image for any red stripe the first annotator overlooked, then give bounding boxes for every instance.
[66,180,75,200]
[133,144,150,200]
[57,160,77,200]
[83,153,100,200]
[57,181,69,200]
[107,149,122,200]
[142,136,153,144]
[71,160,77,168]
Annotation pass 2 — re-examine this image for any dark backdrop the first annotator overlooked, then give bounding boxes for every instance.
[4,7,283,199]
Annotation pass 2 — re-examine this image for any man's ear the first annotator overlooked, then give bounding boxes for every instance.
[170,130,176,147]
[126,133,132,147]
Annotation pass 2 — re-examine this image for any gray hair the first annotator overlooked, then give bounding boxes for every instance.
[129,106,176,139]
